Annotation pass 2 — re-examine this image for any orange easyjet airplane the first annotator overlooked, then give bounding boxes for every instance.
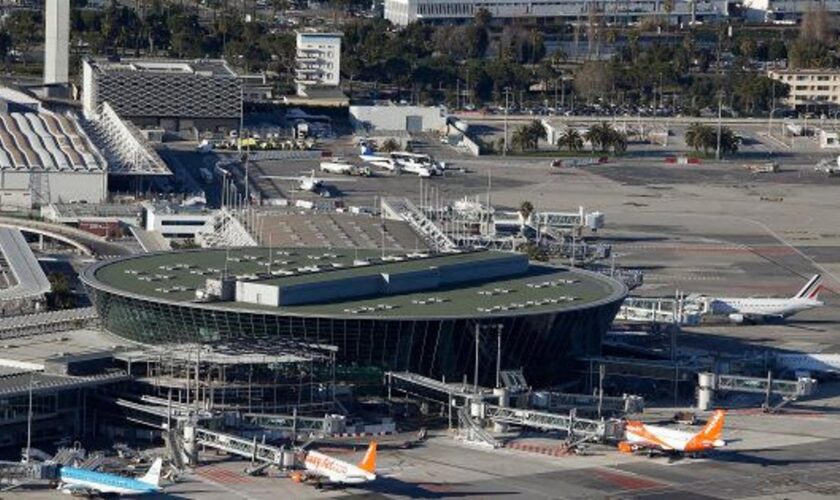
[291,441,377,489]
[618,410,726,456]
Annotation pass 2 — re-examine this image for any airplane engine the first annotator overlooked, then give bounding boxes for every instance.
[617,441,634,453]
[728,313,745,324]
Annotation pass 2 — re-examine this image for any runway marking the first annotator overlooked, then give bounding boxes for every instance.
[195,465,256,485]
[505,440,574,457]
[591,468,666,490]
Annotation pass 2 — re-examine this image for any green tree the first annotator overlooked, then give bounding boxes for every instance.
[718,126,739,156]
[511,126,531,152]
[519,200,534,219]
[381,138,400,153]
[47,273,75,310]
[520,242,549,262]
[6,11,40,62]
[685,122,715,153]
[558,128,583,152]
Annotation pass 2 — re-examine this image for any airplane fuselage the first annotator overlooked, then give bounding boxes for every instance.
[60,467,159,495]
[303,450,376,485]
[712,297,822,318]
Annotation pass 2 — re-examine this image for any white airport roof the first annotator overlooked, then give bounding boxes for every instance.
[0,227,51,302]
[0,110,106,173]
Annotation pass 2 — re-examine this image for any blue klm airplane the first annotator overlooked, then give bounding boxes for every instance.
[58,457,163,496]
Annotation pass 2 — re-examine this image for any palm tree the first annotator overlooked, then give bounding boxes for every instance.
[685,122,715,153]
[583,127,601,152]
[511,126,530,151]
[719,126,740,156]
[526,120,547,149]
[558,129,583,152]
[585,122,615,152]
[608,129,627,153]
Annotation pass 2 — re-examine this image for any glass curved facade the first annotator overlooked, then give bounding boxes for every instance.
[85,285,624,388]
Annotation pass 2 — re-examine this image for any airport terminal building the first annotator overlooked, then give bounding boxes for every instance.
[81,248,626,387]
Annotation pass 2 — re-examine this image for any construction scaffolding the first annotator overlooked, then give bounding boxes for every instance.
[114,341,337,415]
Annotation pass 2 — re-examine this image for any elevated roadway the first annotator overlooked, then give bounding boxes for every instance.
[0,216,131,256]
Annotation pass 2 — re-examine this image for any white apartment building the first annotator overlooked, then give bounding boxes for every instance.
[384,0,727,26]
[295,32,342,97]
[767,69,840,108]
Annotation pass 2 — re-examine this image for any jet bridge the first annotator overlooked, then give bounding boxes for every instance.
[616,296,701,325]
[189,426,294,468]
[385,371,625,445]
[697,372,817,411]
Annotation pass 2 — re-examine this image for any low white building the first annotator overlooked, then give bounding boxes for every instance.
[142,203,215,239]
[819,129,840,149]
[350,104,447,133]
[385,0,726,26]
[295,32,342,97]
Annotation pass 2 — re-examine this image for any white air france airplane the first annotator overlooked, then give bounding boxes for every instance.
[292,441,377,489]
[704,274,824,323]
[59,457,163,496]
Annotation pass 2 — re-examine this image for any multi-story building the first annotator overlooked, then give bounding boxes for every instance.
[82,58,242,135]
[295,32,342,97]
[384,0,727,26]
[767,69,840,108]
[741,0,840,23]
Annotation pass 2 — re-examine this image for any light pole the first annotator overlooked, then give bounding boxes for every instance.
[473,323,480,394]
[26,374,38,463]
[495,324,503,389]
[503,87,511,156]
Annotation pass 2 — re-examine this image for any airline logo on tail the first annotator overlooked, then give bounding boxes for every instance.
[619,410,726,454]
[794,274,823,300]
[683,410,726,452]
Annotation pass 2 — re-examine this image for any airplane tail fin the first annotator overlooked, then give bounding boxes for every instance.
[698,410,725,441]
[794,274,823,300]
[360,144,373,156]
[138,458,163,487]
[358,442,377,474]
